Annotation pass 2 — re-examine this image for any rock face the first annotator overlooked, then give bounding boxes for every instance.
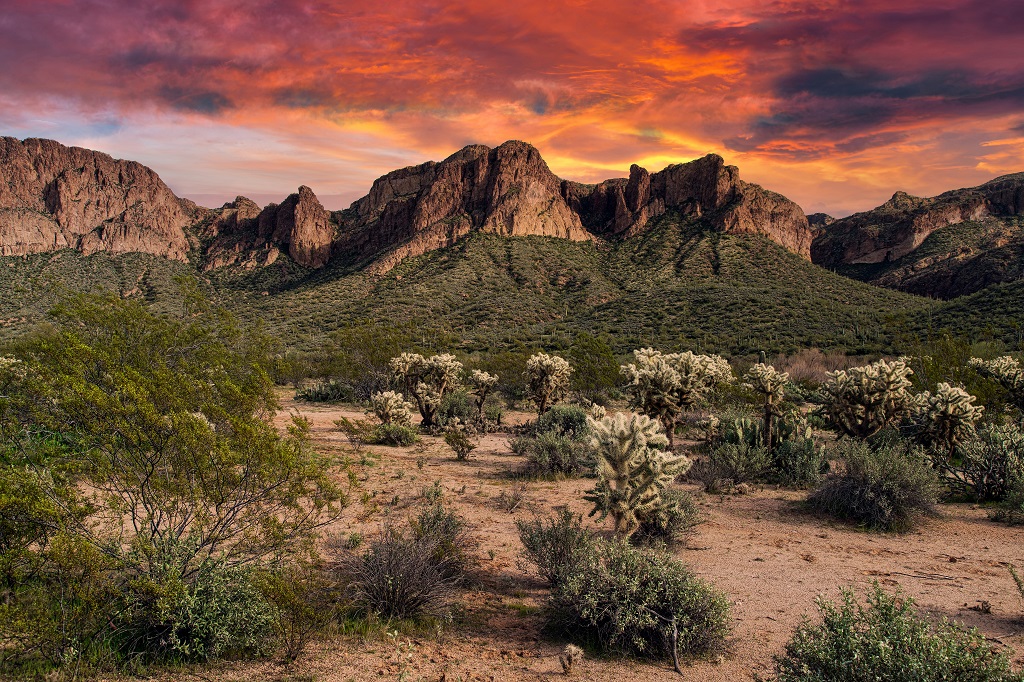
[0,136,816,272]
[336,141,591,271]
[0,137,193,259]
[202,187,337,270]
[562,154,813,258]
[811,174,1024,298]
[812,175,1024,267]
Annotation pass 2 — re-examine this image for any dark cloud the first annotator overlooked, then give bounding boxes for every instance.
[158,87,234,114]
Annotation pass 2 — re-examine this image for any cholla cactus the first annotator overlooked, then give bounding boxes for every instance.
[368,390,415,426]
[820,358,915,438]
[585,402,607,421]
[389,352,463,428]
[743,363,789,450]
[971,356,1024,414]
[620,348,733,447]
[525,353,571,415]
[914,383,984,461]
[469,369,499,424]
[584,413,691,536]
[559,643,584,675]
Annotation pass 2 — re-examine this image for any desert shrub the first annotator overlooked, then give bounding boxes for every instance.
[443,428,477,460]
[409,503,473,582]
[536,404,590,440]
[631,488,703,547]
[770,438,829,488]
[517,509,597,587]
[344,525,457,620]
[686,457,732,494]
[990,475,1024,525]
[808,440,941,532]
[774,584,1019,682]
[550,540,729,668]
[584,413,691,536]
[513,431,593,477]
[947,424,1024,501]
[369,423,418,447]
[296,378,356,403]
[113,544,276,663]
[259,558,340,661]
[436,389,476,429]
[706,442,770,484]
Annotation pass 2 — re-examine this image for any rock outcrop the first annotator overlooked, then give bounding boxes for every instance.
[0,137,193,259]
[201,187,337,270]
[811,175,1024,268]
[336,141,591,271]
[810,174,1024,299]
[562,154,813,258]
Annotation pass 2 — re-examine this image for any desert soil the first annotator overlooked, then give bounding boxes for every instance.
[152,395,1024,682]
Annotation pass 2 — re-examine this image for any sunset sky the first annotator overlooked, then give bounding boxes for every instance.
[2,0,1022,216]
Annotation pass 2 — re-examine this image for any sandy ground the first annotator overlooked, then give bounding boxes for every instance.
[157,396,1024,681]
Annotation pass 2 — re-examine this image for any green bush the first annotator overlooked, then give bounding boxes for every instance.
[259,558,340,661]
[770,438,829,488]
[114,547,276,663]
[707,442,770,484]
[631,488,704,547]
[370,423,418,447]
[444,429,476,460]
[512,431,594,477]
[990,475,1024,525]
[774,584,1020,682]
[436,390,475,429]
[516,509,597,587]
[808,440,941,532]
[536,404,590,440]
[550,540,729,667]
[409,503,473,582]
[296,379,356,403]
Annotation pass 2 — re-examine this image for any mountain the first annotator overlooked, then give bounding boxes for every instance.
[0,137,813,272]
[811,174,1024,298]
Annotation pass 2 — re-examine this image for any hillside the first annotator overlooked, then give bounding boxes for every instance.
[811,174,1024,299]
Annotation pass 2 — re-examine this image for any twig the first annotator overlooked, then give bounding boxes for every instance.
[891,571,958,581]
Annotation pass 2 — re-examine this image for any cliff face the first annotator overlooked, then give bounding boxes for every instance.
[810,174,1024,298]
[562,154,813,258]
[202,187,337,270]
[338,141,591,271]
[0,136,817,272]
[0,137,193,259]
[811,175,1024,267]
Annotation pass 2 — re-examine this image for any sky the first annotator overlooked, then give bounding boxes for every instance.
[1,0,1022,216]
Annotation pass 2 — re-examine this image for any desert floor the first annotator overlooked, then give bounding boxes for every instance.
[150,395,1024,682]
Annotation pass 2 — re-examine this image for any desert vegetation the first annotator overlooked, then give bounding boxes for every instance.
[2,287,1023,681]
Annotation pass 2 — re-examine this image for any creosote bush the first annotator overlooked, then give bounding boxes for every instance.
[774,584,1020,682]
[513,405,595,477]
[516,509,596,588]
[549,540,730,671]
[808,439,941,532]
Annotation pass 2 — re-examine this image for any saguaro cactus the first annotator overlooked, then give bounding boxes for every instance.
[914,382,984,461]
[743,363,789,450]
[620,348,733,447]
[525,353,571,415]
[584,413,691,536]
[389,352,463,428]
[820,358,915,438]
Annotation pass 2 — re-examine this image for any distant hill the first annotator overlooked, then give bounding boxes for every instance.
[811,174,1024,299]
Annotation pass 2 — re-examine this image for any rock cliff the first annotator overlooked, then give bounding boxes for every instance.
[0,137,193,259]
[562,154,813,258]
